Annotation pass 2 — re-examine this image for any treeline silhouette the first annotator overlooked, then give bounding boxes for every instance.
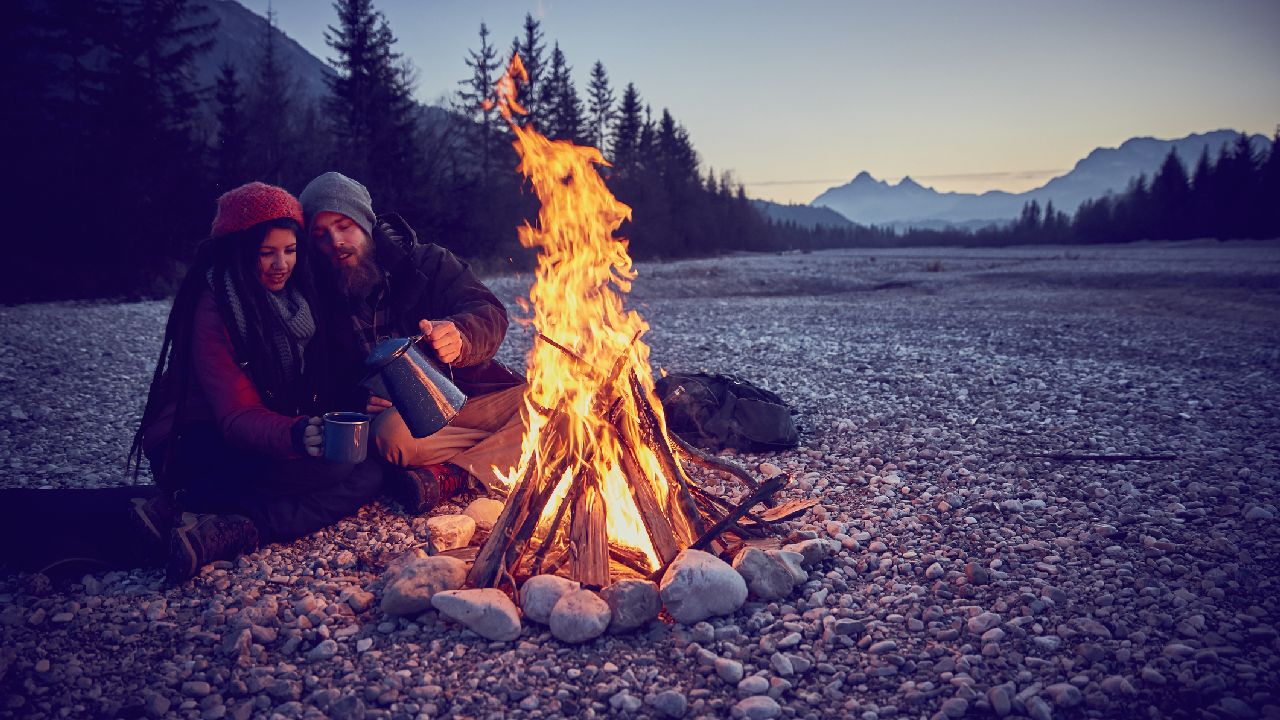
[3,0,1276,304]
[2,0,772,303]
[774,132,1280,249]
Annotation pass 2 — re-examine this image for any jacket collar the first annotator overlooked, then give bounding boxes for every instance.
[372,213,427,333]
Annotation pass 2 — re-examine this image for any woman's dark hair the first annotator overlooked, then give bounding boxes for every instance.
[127,217,320,481]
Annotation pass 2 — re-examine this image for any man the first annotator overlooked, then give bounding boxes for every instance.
[299,172,526,512]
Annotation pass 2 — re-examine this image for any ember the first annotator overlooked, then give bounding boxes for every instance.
[467,55,812,590]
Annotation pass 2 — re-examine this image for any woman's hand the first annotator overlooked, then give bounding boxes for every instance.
[366,394,393,416]
[302,416,323,457]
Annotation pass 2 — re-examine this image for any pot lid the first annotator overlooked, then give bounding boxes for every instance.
[365,336,416,370]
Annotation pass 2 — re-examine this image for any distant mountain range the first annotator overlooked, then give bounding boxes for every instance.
[195,0,335,102]
[760,130,1271,230]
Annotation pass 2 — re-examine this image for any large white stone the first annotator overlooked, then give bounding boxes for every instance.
[432,588,522,642]
[426,514,476,551]
[519,574,580,625]
[549,589,611,644]
[462,498,505,531]
[659,549,747,624]
[732,547,805,601]
[600,579,661,633]
[379,555,467,617]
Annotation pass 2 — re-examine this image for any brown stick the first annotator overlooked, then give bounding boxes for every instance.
[628,371,707,538]
[670,432,761,494]
[467,415,569,588]
[689,474,789,552]
[609,545,653,576]
[646,474,789,582]
[527,466,584,576]
[568,471,610,588]
[611,425,682,565]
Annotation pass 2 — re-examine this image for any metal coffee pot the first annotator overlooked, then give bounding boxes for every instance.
[363,336,467,438]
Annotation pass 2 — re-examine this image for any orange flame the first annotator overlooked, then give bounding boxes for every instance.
[491,54,690,571]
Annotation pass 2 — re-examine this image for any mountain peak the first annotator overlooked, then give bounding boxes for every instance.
[809,129,1272,228]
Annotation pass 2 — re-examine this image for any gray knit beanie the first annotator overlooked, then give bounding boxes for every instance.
[298,172,376,238]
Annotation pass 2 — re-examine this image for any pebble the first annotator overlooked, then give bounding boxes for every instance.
[716,658,745,684]
[868,639,897,654]
[651,689,688,718]
[520,574,580,625]
[940,697,968,717]
[548,588,611,644]
[987,685,1012,716]
[461,498,504,530]
[659,549,747,623]
[601,579,660,633]
[734,695,781,719]
[5,249,1279,720]
[738,675,770,696]
[379,554,467,617]
[1045,682,1082,707]
[425,514,475,551]
[431,588,522,642]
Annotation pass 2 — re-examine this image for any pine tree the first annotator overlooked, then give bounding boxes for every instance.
[325,0,419,209]
[540,43,583,142]
[455,21,503,185]
[610,82,643,171]
[585,60,615,153]
[656,109,698,186]
[512,13,545,128]
[214,62,246,189]
[1260,131,1280,238]
[83,0,217,291]
[1149,148,1190,239]
[246,3,296,185]
[1189,146,1217,239]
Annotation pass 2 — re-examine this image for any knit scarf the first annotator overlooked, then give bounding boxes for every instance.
[207,268,316,387]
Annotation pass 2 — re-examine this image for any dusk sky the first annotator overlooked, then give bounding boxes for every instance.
[239,0,1280,204]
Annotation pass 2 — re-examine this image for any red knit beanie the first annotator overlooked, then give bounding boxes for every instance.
[210,182,305,237]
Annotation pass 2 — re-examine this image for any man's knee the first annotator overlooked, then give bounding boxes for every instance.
[372,409,412,467]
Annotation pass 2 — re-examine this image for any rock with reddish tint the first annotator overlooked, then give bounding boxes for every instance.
[601,579,661,633]
[732,547,806,601]
[461,498,504,531]
[431,588,522,642]
[660,549,747,624]
[379,555,467,617]
[425,514,475,551]
[519,574,580,625]
[549,588,611,643]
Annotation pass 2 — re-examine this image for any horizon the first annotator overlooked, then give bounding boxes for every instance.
[237,0,1280,204]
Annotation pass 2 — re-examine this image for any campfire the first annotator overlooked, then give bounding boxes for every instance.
[465,55,814,591]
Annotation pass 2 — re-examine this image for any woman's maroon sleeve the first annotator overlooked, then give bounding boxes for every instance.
[191,289,304,459]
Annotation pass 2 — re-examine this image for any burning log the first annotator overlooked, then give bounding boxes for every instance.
[567,472,610,587]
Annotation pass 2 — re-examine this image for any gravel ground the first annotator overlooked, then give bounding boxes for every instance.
[2,239,1279,720]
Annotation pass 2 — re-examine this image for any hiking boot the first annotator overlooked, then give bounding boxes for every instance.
[129,494,180,552]
[389,463,475,515]
[167,512,260,584]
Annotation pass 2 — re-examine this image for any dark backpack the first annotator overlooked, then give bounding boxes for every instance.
[654,372,799,452]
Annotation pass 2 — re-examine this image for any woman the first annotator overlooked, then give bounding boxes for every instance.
[129,181,380,582]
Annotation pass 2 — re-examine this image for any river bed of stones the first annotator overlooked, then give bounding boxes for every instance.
[1,240,1278,720]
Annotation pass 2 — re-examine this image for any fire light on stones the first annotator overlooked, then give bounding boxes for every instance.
[466,54,812,591]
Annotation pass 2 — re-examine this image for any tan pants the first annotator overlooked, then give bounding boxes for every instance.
[373,384,526,492]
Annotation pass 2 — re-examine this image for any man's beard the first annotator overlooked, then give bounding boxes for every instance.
[337,252,382,300]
